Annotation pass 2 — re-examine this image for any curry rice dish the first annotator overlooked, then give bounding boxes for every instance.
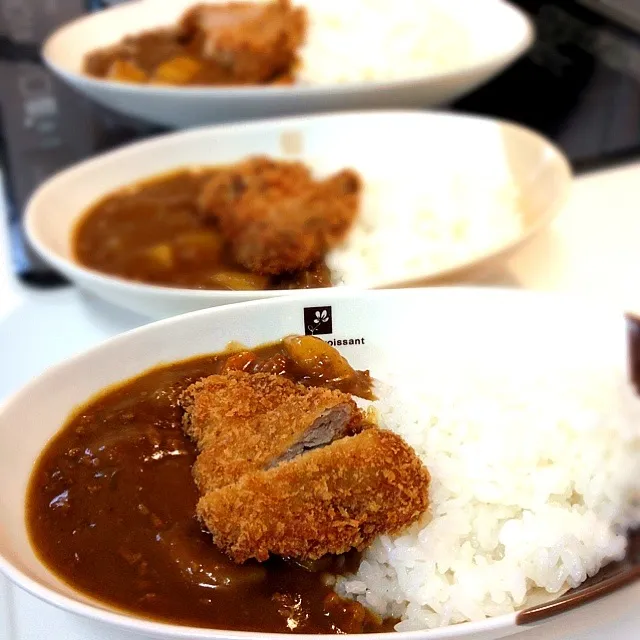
[82,0,473,88]
[72,154,528,292]
[26,332,640,633]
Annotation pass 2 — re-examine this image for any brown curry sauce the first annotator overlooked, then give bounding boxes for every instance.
[83,1,305,87]
[73,169,333,292]
[83,28,289,86]
[26,342,390,634]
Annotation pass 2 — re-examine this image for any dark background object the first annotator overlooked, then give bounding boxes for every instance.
[1,0,640,287]
[453,0,640,173]
[0,0,165,287]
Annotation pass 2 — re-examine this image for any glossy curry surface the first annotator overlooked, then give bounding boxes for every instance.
[73,168,333,292]
[27,341,386,634]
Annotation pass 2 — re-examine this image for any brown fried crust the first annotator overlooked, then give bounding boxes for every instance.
[197,156,362,275]
[179,0,307,84]
[197,429,431,563]
[180,371,364,493]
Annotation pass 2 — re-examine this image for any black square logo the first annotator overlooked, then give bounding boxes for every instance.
[304,306,333,336]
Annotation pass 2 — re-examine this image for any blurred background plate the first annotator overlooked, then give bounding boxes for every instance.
[41,0,533,128]
[24,111,571,319]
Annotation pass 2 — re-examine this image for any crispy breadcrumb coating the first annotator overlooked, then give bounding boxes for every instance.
[180,371,365,492]
[179,0,307,84]
[198,156,361,275]
[197,428,431,563]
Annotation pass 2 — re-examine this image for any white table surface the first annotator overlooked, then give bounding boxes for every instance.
[1,163,639,639]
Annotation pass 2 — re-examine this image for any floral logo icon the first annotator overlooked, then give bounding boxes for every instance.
[309,309,328,334]
[303,306,333,336]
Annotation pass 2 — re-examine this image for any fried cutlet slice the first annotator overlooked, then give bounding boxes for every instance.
[180,371,366,493]
[197,428,430,563]
[198,157,313,223]
[198,156,362,275]
[179,0,306,83]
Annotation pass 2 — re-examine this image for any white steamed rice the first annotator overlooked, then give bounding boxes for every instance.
[338,355,640,630]
[326,172,524,286]
[296,0,472,85]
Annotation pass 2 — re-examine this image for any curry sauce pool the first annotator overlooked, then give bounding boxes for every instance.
[27,342,391,634]
[73,159,360,292]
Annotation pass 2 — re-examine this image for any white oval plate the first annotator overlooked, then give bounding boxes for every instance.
[0,287,638,640]
[42,0,533,128]
[24,110,572,320]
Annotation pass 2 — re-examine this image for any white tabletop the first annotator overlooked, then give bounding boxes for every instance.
[0,164,639,639]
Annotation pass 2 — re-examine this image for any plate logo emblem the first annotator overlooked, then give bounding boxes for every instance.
[304,306,332,336]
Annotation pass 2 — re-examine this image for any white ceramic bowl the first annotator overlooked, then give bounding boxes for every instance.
[42,0,533,128]
[24,110,572,320]
[0,288,638,640]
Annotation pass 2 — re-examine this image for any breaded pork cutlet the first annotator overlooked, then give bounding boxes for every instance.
[197,428,431,563]
[180,371,366,493]
[179,0,306,84]
[198,156,362,275]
